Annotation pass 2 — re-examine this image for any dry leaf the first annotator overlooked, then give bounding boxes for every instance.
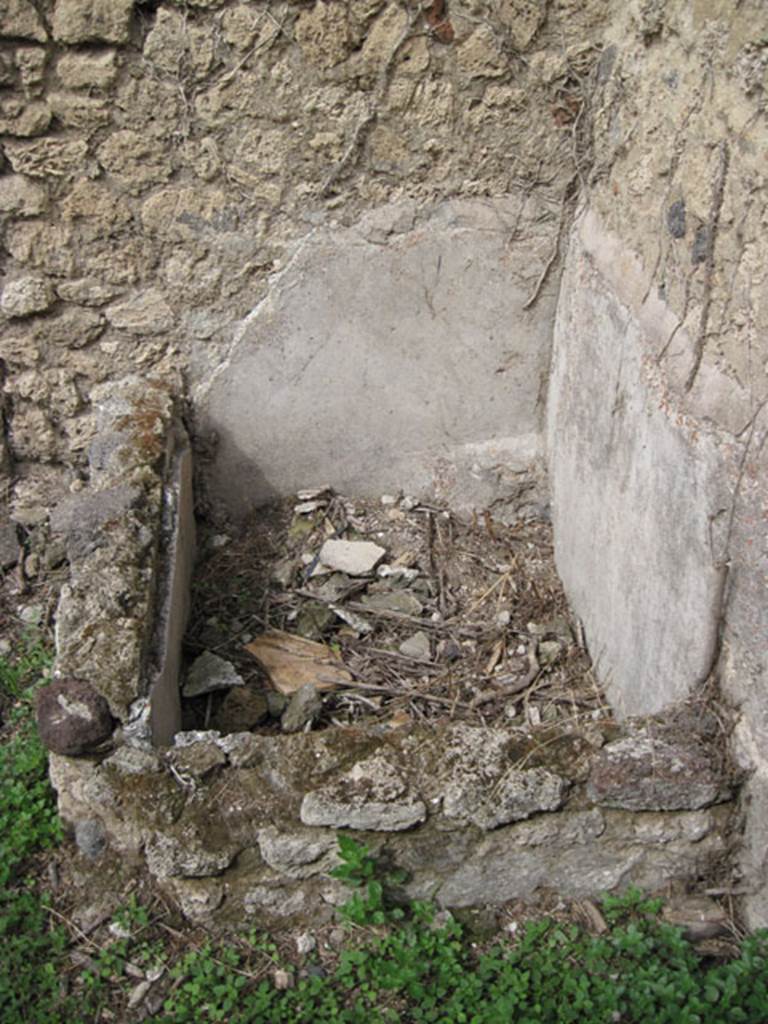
[245,630,353,695]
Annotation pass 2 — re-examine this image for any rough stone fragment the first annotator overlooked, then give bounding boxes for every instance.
[456,26,507,79]
[244,885,307,918]
[103,746,162,776]
[167,741,227,781]
[294,1,351,69]
[56,279,119,307]
[258,826,336,879]
[36,678,114,756]
[48,92,109,130]
[443,767,568,830]
[97,131,172,194]
[301,754,427,831]
[182,651,244,698]
[666,199,686,239]
[211,686,268,733]
[588,733,727,811]
[52,0,134,44]
[0,174,47,217]
[4,137,88,178]
[661,894,729,941]
[169,878,225,922]
[56,50,118,90]
[0,0,47,41]
[363,591,424,616]
[145,829,239,879]
[0,518,19,569]
[497,0,545,50]
[399,631,431,660]
[318,539,386,576]
[0,99,51,137]
[1,275,53,318]
[105,289,174,336]
[74,818,107,858]
[281,683,323,734]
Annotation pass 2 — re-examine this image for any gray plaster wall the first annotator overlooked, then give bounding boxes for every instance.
[548,207,768,925]
[547,209,731,717]
[197,198,556,517]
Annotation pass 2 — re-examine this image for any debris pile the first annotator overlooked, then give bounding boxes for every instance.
[183,489,606,735]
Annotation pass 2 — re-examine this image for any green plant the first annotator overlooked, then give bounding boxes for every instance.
[330,835,408,926]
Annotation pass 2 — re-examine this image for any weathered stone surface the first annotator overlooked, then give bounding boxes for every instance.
[301,754,427,831]
[258,826,336,879]
[56,50,118,90]
[0,99,51,137]
[145,829,239,879]
[1,275,53,318]
[0,0,47,41]
[183,651,244,698]
[281,684,323,734]
[443,767,568,830]
[74,818,107,858]
[97,132,173,194]
[588,733,726,811]
[103,746,162,776]
[36,678,114,755]
[52,0,133,44]
[168,878,225,922]
[0,517,19,569]
[0,174,48,217]
[661,894,729,941]
[105,289,174,335]
[167,741,227,781]
[4,137,88,179]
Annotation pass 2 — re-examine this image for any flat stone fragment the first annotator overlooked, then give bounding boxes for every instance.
[587,733,727,811]
[443,767,568,830]
[36,678,114,756]
[211,686,268,733]
[661,894,729,941]
[399,631,431,661]
[258,826,336,879]
[301,754,426,831]
[167,741,227,780]
[318,539,386,576]
[183,651,244,698]
[1,0,47,41]
[1,275,54,318]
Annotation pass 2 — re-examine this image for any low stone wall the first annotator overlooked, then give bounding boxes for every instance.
[49,717,735,926]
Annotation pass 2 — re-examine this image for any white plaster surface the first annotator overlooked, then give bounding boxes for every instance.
[198,199,555,515]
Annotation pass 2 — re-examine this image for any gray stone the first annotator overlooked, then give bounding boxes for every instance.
[211,686,269,733]
[74,819,107,859]
[587,733,726,811]
[169,878,225,922]
[301,754,427,831]
[257,826,336,879]
[0,518,19,569]
[105,289,174,335]
[281,683,323,734]
[183,651,244,698]
[399,631,431,661]
[1,275,54,317]
[197,199,554,515]
[167,741,227,781]
[363,591,424,616]
[36,679,114,756]
[318,539,386,576]
[666,199,686,239]
[443,767,568,830]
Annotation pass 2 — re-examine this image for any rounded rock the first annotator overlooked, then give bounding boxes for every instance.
[36,678,114,755]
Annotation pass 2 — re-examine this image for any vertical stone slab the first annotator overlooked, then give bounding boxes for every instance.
[148,427,196,746]
[547,210,729,717]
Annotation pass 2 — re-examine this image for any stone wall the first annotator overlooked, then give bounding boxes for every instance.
[0,0,607,526]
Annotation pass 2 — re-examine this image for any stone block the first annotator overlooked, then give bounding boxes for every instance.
[52,0,133,44]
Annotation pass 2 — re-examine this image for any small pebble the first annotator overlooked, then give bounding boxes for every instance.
[296,932,316,955]
[273,969,294,991]
[19,603,44,626]
[400,496,419,511]
[380,494,398,506]
[496,610,511,627]
[211,534,230,549]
